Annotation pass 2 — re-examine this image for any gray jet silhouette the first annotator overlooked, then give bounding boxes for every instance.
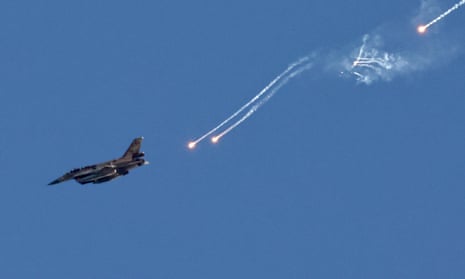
[48,137,148,185]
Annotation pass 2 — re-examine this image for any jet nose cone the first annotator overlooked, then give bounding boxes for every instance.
[48,179,60,185]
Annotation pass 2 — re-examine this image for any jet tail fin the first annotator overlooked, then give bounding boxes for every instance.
[122,137,144,159]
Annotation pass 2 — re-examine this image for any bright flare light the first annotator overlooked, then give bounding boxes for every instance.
[188,142,196,149]
[417,25,427,34]
[418,0,465,33]
[187,56,311,149]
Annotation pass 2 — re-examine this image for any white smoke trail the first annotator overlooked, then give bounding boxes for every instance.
[422,0,465,30]
[340,0,464,85]
[213,63,313,142]
[188,1,463,149]
[345,34,412,85]
[212,107,256,143]
[188,56,311,148]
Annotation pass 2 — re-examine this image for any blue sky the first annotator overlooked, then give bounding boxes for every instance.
[1,0,465,278]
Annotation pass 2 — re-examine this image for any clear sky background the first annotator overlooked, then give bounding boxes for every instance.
[1,0,464,278]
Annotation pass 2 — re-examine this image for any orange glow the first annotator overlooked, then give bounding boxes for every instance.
[188,142,196,149]
[417,25,427,34]
[211,136,219,144]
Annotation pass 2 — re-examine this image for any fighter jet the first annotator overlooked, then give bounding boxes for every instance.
[48,137,148,185]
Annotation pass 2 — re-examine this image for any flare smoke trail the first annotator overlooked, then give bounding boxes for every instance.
[188,56,311,149]
[418,0,465,33]
[212,63,313,142]
[346,34,411,85]
[188,0,463,149]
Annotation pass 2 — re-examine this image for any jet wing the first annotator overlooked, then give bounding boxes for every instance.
[74,166,117,184]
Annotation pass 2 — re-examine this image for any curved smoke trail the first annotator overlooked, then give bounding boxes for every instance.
[189,56,311,148]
